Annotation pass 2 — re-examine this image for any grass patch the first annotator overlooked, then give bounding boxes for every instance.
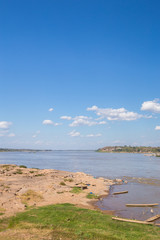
[0,204,159,240]
[34,174,45,177]
[20,190,43,206]
[64,178,73,182]
[0,207,5,216]
[70,187,82,194]
[60,181,66,186]
[2,165,12,168]
[29,171,35,174]
[13,169,23,174]
[86,193,99,199]
[19,165,27,168]
[1,165,15,171]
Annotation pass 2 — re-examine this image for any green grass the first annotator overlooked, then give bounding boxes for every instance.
[20,190,43,206]
[13,169,23,174]
[86,193,99,199]
[0,204,159,240]
[70,187,83,194]
[34,174,45,177]
[19,165,27,168]
[60,181,66,186]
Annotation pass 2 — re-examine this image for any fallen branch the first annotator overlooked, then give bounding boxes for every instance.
[112,217,154,225]
[113,191,128,195]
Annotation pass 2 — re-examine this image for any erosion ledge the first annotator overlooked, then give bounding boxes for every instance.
[0,164,116,218]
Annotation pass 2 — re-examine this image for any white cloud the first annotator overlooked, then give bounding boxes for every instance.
[60,116,72,120]
[68,130,80,137]
[8,133,15,137]
[49,108,54,112]
[86,133,102,137]
[87,106,142,121]
[42,120,62,126]
[141,99,160,113]
[87,105,98,111]
[43,120,54,125]
[69,116,106,127]
[0,121,12,129]
[155,126,160,130]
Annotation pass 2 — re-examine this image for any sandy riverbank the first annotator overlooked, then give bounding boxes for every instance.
[0,164,118,218]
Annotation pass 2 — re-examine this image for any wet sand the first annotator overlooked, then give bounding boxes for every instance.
[0,164,115,218]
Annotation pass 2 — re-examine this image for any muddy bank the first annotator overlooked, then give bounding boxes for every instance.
[0,164,116,218]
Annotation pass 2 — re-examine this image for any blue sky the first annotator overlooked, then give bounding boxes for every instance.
[0,0,160,149]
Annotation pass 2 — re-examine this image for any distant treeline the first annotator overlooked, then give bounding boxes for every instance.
[97,146,160,153]
[0,148,52,152]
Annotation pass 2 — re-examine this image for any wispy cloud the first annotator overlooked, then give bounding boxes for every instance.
[68,130,80,137]
[60,116,72,120]
[86,133,102,137]
[0,121,12,129]
[48,108,54,112]
[0,121,14,137]
[32,130,40,138]
[87,106,143,121]
[42,120,62,126]
[141,99,160,113]
[69,116,106,127]
[155,126,160,130]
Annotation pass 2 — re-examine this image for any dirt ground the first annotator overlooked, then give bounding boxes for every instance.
[0,164,117,218]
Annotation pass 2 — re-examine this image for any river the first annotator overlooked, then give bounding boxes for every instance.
[0,151,160,222]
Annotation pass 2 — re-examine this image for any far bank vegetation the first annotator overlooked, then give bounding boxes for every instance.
[97,146,160,155]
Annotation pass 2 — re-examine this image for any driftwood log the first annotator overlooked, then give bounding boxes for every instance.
[126,203,159,207]
[113,191,128,195]
[112,217,160,226]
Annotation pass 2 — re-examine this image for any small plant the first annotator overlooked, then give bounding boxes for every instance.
[19,165,27,168]
[64,178,73,182]
[60,181,66,186]
[0,207,6,216]
[86,193,99,199]
[29,171,35,174]
[2,165,11,168]
[13,169,23,174]
[70,187,82,194]
[35,174,45,177]
[21,190,43,205]
[2,165,11,171]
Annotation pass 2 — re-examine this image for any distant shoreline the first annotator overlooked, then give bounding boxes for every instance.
[97,146,160,156]
[0,148,52,152]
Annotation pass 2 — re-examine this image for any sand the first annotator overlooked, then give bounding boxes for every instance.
[0,164,116,218]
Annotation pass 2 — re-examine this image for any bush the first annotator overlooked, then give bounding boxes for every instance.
[60,181,66,186]
[19,165,27,168]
